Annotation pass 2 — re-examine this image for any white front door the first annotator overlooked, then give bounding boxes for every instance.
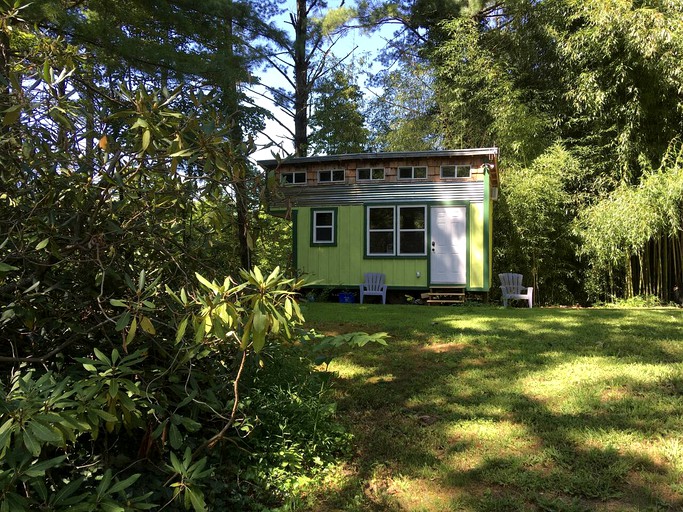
[430,206,467,285]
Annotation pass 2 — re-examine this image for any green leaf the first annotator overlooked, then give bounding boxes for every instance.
[141,129,151,151]
[35,238,49,250]
[107,473,140,495]
[0,418,14,450]
[2,107,20,126]
[252,308,267,334]
[125,317,138,346]
[195,272,219,293]
[187,486,206,512]
[140,316,155,335]
[169,423,182,449]
[115,311,131,332]
[22,429,41,457]
[42,60,51,83]
[110,299,127,308]
[96,469,113,498]
[93,347,110,365]
[252,330,266,354]
[169,451,184,474]
[28,421,62,443]
[137,269,146,292]
[23,455,67,478]
[175,317,188,343]
[52,477,84,505]
[100,502,125,512]
[92,410,118,422]
[0,262,19,272]
[108,379,119,399]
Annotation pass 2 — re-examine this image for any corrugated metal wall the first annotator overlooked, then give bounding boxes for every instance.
[273,182,485,208]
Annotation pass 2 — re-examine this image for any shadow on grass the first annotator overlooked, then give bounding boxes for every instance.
[304,304,683,511]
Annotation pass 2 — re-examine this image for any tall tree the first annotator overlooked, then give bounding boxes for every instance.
[308,63,369,154]
[24,0,284,269]
[430,0,683,302]
[261,0,356,156]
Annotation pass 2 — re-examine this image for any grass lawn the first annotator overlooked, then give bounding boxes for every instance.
[299,303,683,512]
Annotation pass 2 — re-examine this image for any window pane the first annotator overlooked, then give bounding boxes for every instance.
[414,166,427,179]
[357,168,370,180]
[332,170,345,181]
[400,207,425,229]
[398,167,412,179]
[316,227,333,242]
[372,168,385,180]
[282,173,293,184]
[369,207,393,229]
[316,211,333,226]
[400,232,425,254]
[369,232,393,254]
[457,165,471,178]
[319,171,330,182]
[441,165,456,178]
[294,172,306,183]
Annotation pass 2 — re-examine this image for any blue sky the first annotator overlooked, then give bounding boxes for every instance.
[250,0,395,160]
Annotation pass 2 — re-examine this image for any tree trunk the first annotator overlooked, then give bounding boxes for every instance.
[293,0,309,157]
[0,29,10,135]
[225,0,251,270]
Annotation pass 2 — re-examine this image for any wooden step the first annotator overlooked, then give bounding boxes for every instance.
[422,287,466,305]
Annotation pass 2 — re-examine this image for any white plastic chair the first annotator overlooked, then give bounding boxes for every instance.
[360,273,387,304]
[499,273,533,308]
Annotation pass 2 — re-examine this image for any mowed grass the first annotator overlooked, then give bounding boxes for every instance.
[299,303,683,512]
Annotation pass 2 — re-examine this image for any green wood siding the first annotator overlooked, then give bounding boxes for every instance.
[295,206,428,287]
[468,202,485,289]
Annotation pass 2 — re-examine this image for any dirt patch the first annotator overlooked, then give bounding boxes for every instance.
[600,386,629,402]
[422,342,467,353]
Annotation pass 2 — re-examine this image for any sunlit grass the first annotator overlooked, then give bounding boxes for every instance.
[299,303,683,511]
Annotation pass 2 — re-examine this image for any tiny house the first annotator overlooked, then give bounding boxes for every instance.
[258,148,499,300]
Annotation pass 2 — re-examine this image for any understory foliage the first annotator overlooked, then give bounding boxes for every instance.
[495,145,585,304]
[0,4,360,510]
[424,0,683,303]
[578,143,683,302]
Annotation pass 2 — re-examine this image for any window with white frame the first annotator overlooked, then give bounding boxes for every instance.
[398,166,427,180]
[312,209,336,245]
[357,167,385,181]
[398,206,426,254]
[281,171,306,185]
[441,165,471,178]
[317,169,345,183]
[366,206,426,256]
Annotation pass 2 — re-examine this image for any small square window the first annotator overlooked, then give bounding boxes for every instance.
[398,166,427,180]
[318,169,345,183]
[357,167,385,181]
[281,171,306,184]
[441,165,456,178]
[398,167,413,179]
[457,165,471,178]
